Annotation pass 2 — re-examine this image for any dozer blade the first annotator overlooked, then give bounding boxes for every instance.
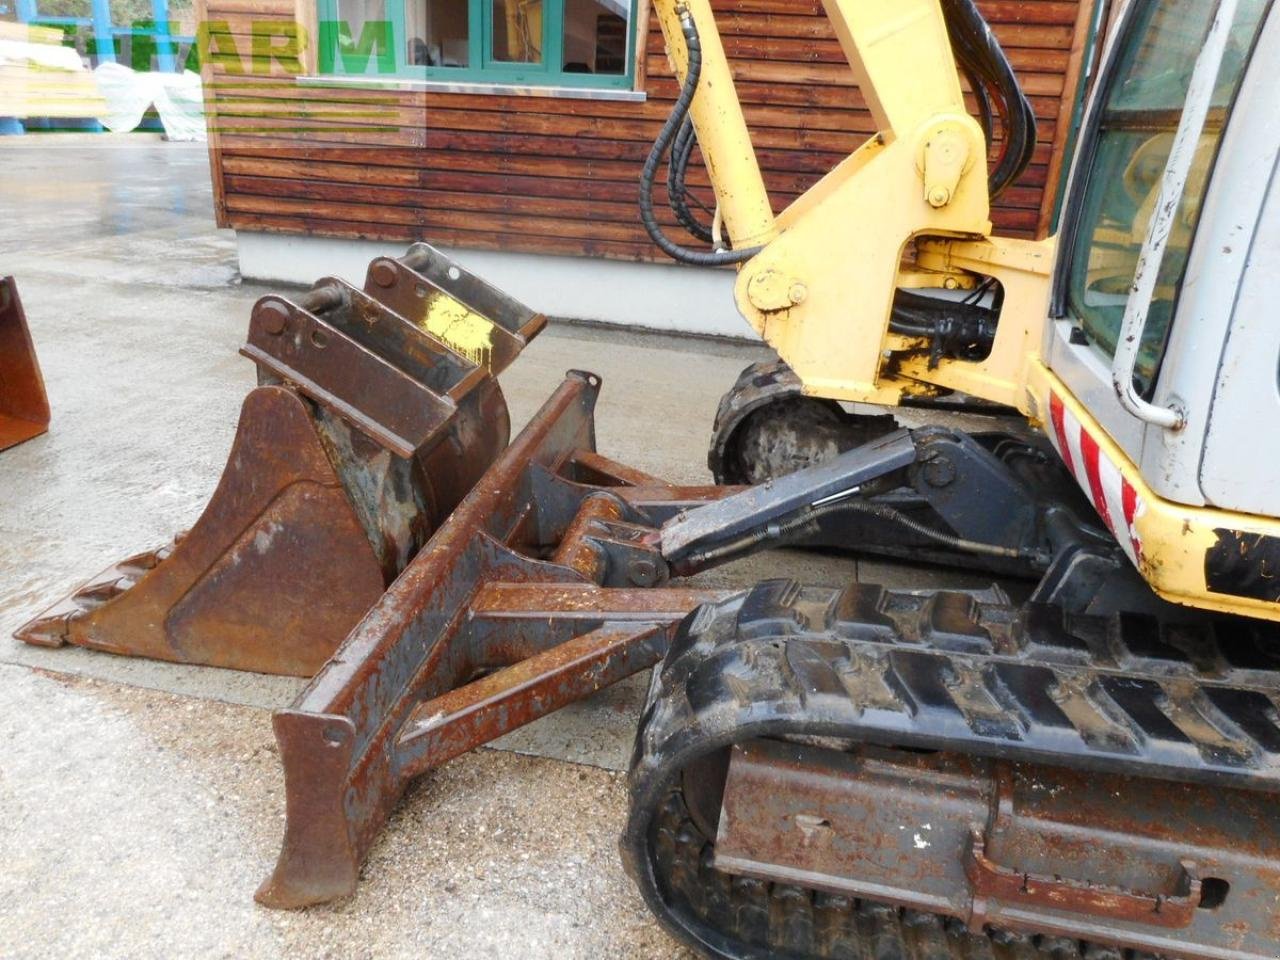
[253,370,735,908]
[16,244,544,676]
[0,277,50,452]
[15,243,741,907]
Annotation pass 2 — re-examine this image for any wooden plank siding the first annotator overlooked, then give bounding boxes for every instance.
[200,0,1098,262]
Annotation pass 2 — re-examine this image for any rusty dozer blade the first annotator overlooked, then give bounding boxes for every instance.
[0,276,51,452]
[15,244,738,908]
[16,244,546,676]
[254,369,734,908]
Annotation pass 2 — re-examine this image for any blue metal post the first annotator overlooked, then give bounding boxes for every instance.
[150,0,177,72]
[90,0,116,62]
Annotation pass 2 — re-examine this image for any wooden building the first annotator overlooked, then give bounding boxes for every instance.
[198,0,1105,336]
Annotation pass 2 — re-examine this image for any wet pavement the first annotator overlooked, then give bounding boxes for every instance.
[0,136,988,958]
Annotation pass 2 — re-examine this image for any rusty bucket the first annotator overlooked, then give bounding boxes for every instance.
[0,277,50,452]
[14,245,747,907]
[16,244,546,676]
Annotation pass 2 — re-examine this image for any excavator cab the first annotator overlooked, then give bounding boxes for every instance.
[1053,0,1273,513]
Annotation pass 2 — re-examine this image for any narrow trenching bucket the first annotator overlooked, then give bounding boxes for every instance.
[0,277,50,452]
[15,244,547,676]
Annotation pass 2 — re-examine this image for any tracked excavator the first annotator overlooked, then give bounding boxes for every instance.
[17,0,1280,956]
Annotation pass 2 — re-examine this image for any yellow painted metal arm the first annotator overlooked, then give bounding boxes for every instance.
[651,0,777,250]
[745,0,992,404]
[652,0,1009,408]
[825,0,966,142]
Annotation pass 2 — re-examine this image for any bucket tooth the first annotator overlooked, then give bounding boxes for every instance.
[116,546,169,575]
[0,276,50,452]
[74,579,131,603]
[13,611,72,648]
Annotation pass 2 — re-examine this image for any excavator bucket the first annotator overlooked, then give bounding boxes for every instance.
[0,277,50,452]
[14,243,741,907]
[16,244,546,676]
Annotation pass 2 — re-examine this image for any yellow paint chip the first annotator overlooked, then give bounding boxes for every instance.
[420,294,494,368]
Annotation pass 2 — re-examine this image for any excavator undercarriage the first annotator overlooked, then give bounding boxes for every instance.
[627,583,1280,960]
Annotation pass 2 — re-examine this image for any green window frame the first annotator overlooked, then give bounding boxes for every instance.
[316,0,637,90]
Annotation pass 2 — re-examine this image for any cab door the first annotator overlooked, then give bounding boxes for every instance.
[1044,0,1272,507]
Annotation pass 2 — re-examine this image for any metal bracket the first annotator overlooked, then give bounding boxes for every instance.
[254,372,735,909]
[967,829,1202,930]
[660,429,918,561]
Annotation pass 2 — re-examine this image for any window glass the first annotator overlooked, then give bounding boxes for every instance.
[492,0,543,64]
[562,0,627,75]
[329,0,393,74]
[406,0,469,66]
[1065,0,1267,395]
[320,0,633,87]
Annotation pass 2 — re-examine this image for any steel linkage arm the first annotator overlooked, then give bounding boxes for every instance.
[255,372,733,909]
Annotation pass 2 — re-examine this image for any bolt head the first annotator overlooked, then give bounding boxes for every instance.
[928,186,952,208]
[255,300,289,335]
[370,261,397,288]
[788,283,808,305]
[628,558,659,587]
[922,456,957,488]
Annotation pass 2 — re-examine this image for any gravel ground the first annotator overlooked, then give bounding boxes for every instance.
[0,664,691,959]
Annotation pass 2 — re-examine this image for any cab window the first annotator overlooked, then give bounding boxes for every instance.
[1064,0,1267,395]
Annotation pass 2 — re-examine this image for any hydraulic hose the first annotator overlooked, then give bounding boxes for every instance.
[667,116,716,245]
[639,8,765,265]
[942,0,1037,199]
[960,61,995,144]
[888,288,999,366]
[680,496,1040,572]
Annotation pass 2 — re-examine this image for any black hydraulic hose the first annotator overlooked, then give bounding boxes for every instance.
[960,61,995,144]
[889,288,996,341]
[640,9,764,266]
[942,0,1037,199]
[681,496,1038,572]
[667,115,716,245]
[889,299,998,366]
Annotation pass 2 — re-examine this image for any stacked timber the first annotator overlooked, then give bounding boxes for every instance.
[0,21,107,122]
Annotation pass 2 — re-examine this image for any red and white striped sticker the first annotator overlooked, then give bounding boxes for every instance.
[1048,392,1145,568]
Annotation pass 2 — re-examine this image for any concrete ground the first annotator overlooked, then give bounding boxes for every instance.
[0,137,988,959]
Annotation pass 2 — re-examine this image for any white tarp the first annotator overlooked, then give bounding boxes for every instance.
[0,37,87,71]
[93,61,206,141]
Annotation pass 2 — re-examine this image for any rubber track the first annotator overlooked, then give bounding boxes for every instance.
[622,579,1280,959]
